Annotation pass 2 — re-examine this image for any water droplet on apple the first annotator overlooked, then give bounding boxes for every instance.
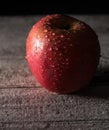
[51,65,55,68]
[52,82,56,85]
[49,57,52,60]
[63,46,66,49]
[49,47,52,51]
[62,62,65,65]
[59,73,62,76]
[44,52,47,55]
[55,47,58,51]
[60,35,64,38]
[65,58,69,61]
[52,32,55,36]
[48,39,50,41]
[66,62,69,65]
[66,58,69,63]
[54,74,57,78]
[54,69,56,72]
[73,30,77,33]
[37,35,40,38]
[45,35,48,38]
[32,25,35,28]
[59,53,62,56]
[41,68,44,72]
[44,29,48,32]
[70,44,73,47]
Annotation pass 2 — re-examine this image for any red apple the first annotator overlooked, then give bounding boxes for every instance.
[26,14,100,94]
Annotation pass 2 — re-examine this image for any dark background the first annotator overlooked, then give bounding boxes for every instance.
[0,0,109,15]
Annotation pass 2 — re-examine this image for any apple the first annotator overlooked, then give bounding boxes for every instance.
[26,14,100,94]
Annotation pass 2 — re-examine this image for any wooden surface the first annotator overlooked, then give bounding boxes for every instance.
[0,15,109,130]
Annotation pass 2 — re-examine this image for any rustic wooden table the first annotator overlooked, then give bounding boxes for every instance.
[0,15,109,130]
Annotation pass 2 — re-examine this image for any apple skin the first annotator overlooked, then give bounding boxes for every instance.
[26,14,100,94]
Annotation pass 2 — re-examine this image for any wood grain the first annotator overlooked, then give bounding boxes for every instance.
[0,58,40,87]
[0,88,109,121]
[0,88,109,129]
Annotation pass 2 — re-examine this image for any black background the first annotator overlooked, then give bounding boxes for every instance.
[0,0,109,15]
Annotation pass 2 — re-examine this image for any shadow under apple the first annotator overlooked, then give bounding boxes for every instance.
[73,68,109,98]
